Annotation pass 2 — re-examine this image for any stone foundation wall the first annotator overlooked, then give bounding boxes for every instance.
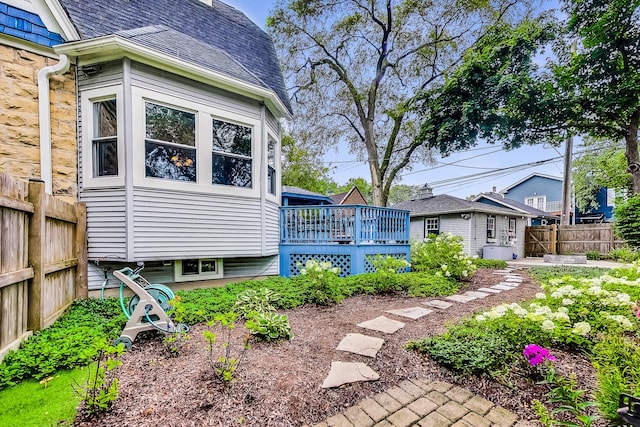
[0,43,77,202]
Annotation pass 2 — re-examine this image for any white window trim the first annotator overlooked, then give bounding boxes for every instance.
[174,258,223,282]
[487,215,497,242]
[80,85,125,189]
[525,195,546,211]
[424,217,439,237]
[131,86,261,197]
[265,132,279,201]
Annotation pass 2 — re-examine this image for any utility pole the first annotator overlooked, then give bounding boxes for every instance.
[561,135,573,225]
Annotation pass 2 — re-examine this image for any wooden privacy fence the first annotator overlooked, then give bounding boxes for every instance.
[525,224,624,257]
[0,174,87,362]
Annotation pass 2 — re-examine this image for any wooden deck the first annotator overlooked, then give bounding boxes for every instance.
[279,205,410,277]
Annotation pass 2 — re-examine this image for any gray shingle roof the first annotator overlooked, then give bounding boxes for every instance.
[282,185,327,198]
[115,26,263,86]
[58,0,291,113]
[474,192,559,218]
[394,194,531,217]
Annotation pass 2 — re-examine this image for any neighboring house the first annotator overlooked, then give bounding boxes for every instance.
[282,185,334,206]
[0,0,291,290]
[501,173,564,221]
[393,185,533,260]
[577,187,616,223]
[500,173,615,224]
[329,186,368,205]
[473,192,559,226]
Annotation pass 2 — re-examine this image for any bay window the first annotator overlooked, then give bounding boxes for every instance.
[144,102,197,182]
[92,99,118,177]
[268,139,276,195]
[212,118,252,187]
[81,85,124,188]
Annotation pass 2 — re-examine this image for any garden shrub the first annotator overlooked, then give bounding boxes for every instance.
[233,288,281,319]
[409,264,640,378]
[245,312,294,341]
[585,250,602,260]
[614,195,640,249]
[404,273,460,297]
[0,298,124,389]
[473,259,508,269]
[411,233,477,279]
[296,259,343,305]
[367,254,410,293]
[407,325,511,374]
[592,336,640,422]
[339,273,379,295]
[528,266,609,283]
[609,247,640,263]
[234,288,293,342]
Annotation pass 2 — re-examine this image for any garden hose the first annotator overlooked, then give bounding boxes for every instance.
[143,305,189,334]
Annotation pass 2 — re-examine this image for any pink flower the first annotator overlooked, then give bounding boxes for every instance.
[523,344,556,366]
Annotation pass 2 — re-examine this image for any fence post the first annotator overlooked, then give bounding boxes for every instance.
[551,224,558,255]
[75,202,87,298]
[27,180,45,331]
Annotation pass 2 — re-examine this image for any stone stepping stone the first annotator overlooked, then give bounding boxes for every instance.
[336,333,385,357]
[321,361,380,388]
[478,287,502,294]
[424,300,453,309]
[492,284,517,291]
[385,307,433,320]
[499,281,520,287]
[464,290,490,299]
[445,294,477,303]
[357,316,405,334]
[505,275,522,279]
[505,277,523,283]
[493,270,512,275]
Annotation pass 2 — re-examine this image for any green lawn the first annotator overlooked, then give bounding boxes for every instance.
[0,366,89,427]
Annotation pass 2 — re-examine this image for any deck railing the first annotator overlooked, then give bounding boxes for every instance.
[280,205,409,245]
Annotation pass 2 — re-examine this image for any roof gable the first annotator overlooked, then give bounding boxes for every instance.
[501,173,563,194]
[329,186,368,205]
[57,0,291,114]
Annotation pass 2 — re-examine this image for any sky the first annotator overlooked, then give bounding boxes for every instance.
[222,0,570,199]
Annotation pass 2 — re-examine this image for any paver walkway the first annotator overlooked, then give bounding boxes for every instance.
[314,268,535,427]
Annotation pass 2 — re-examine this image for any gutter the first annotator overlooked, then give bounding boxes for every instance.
[37,54,70,194]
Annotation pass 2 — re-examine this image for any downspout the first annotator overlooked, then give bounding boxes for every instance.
[37,54,70,194]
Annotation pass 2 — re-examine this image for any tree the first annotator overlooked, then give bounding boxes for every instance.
[614,195,640,248]
[559,0,640,193]
[416,0,640,194]
[268,0,532,206]
[281,134,337,194]
[572,137,630,212]
[388,184,422,205]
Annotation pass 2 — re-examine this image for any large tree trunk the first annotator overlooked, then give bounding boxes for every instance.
[625,108,640,194]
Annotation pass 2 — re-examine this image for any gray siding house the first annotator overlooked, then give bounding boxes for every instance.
[53,0,291,290]
[394,186,534,260]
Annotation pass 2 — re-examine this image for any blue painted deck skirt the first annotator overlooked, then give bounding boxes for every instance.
[279,205,410,277]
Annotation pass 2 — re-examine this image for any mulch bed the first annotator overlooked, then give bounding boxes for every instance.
[74,268,601,427]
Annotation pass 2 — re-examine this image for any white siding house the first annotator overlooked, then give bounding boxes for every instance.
[53,0,292,289]
[395,189,533,260]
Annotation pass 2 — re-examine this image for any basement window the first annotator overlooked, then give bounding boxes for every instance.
[174,258,223,282]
